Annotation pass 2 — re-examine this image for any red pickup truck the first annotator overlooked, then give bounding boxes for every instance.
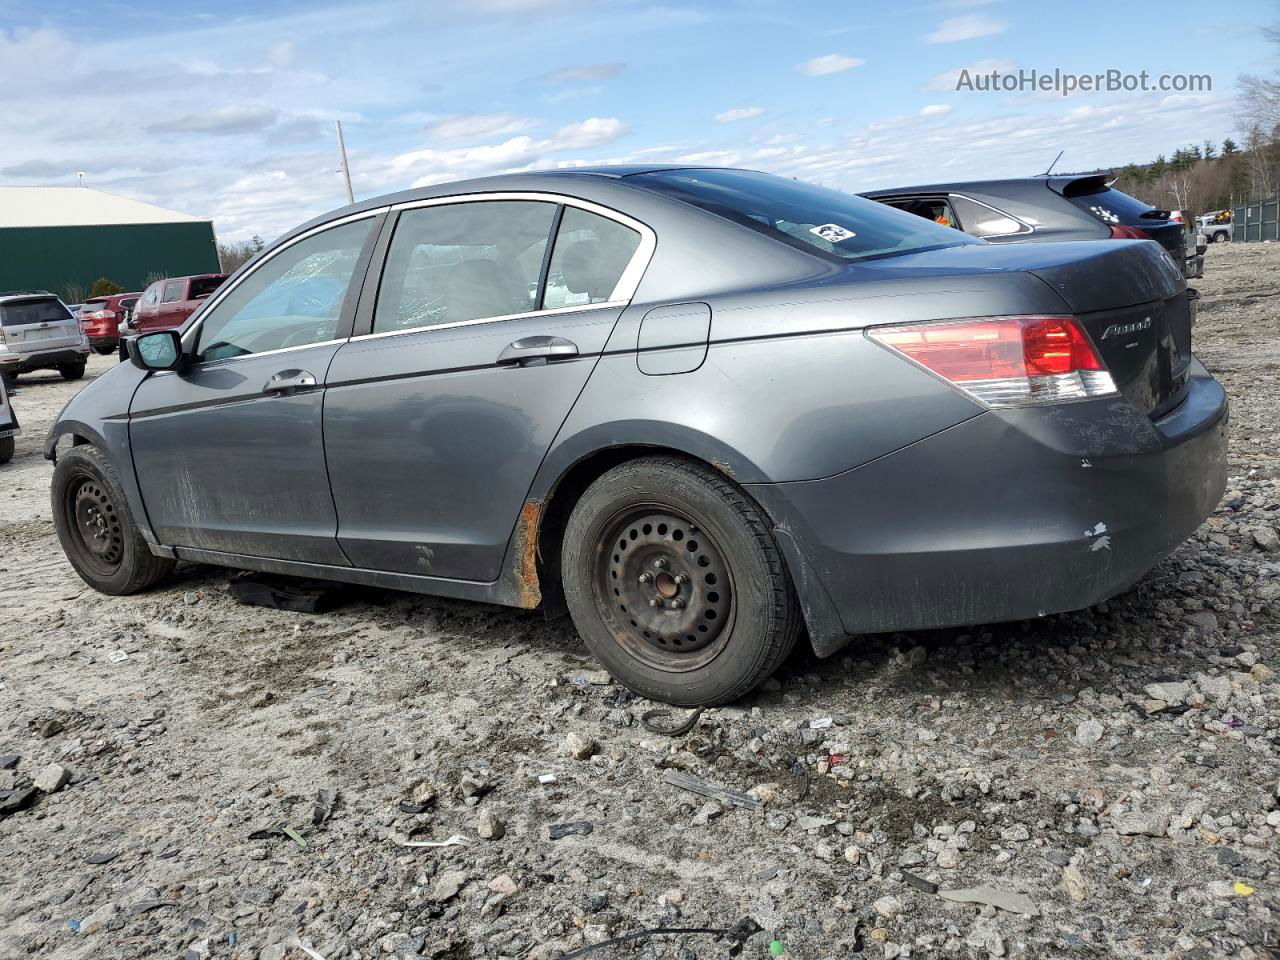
[132,274,227,333]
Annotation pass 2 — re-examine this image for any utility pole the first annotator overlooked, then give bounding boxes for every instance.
[335,120,354,204]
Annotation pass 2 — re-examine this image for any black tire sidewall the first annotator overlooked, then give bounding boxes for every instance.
[59,364,86,381]
[52,447,152,594]
[0,436,13,464]
[563,460,786,706]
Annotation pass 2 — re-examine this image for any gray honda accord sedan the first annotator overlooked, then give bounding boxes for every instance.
[46,167,1228,706]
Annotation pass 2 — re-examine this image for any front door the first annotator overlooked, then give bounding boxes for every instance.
[129,215,381,563]
[324,198,650,581]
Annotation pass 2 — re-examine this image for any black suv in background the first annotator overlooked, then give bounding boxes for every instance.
[862,175,1193,277]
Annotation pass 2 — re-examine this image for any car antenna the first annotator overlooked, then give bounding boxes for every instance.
[1041,150,1064,176]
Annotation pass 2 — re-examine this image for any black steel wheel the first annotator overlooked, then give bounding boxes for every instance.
[68,478,126,577]
[52,445,175,594]
[563,456,802,706]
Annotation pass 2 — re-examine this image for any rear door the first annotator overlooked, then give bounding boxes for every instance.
[133,283,163,331]
[155,280,186,329]
[0,296,81,354]
[324,196,652,580]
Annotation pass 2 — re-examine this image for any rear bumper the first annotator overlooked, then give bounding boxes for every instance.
[88,335,119,349]
[748,358,1228,651]
[0,346,90,372]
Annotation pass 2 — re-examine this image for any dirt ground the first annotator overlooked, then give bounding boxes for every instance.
[1,243,1277,960]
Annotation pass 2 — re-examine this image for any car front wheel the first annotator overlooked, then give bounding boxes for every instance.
[52,445,175,594]
[0,436,13,464]
[562,456,802,706]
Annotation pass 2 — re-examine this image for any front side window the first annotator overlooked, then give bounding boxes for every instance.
[373,201,557,334]
[543,208,641,309]
[161,281,183,303]
[631,168,978,263]
[195,218,373,363]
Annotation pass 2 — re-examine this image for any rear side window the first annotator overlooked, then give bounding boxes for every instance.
[0,298,72,326]
[189,277,224,299]
[373,200,558,334]
[161,281,183,303]
[631,168,979,263]
[544,208,641,309]
[883,197,961,230]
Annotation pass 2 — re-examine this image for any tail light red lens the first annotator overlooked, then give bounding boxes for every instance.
[868,315,1116,408]
[1110,225,1149,240]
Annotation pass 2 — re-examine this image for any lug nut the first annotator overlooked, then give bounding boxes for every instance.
[649,598,661,608]
[637,572,652,584]
[670,598,685,610]
[674,573,689,584]
[652,558,668,570]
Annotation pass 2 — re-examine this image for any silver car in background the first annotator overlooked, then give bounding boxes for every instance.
[0,291,90,385]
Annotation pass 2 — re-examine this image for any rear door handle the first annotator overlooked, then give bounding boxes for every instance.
[263,369,318,394]
[496,336,578,366]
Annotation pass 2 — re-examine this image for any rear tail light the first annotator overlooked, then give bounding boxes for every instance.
[1109,225,1149,240]
[868,315,1117,408]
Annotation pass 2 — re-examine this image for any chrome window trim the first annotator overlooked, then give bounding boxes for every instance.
[179,208,387,353]
[947,193,1036,238]
[351,300,629,344]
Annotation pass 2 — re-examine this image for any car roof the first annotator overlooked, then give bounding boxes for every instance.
[862,174,1110,198]
[0,290,59,303]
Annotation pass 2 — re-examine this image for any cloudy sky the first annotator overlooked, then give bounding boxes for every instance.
[0,0,1273,242]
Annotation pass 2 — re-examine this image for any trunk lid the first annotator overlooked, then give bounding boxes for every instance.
[1020,240,1191,418]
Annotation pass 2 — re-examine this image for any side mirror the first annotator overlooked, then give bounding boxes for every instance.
[129,330,185,372]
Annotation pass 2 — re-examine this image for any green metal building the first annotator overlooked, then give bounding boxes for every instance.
[0,187,220,300]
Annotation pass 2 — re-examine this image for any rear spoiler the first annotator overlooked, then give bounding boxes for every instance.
[1044,174,1111,197]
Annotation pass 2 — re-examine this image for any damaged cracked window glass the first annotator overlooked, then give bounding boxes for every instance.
[195,218,374,363]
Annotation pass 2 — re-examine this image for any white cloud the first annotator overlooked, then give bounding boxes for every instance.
[150,105,280,135]
[542,62,625,85]
[925,14,1008,44]
[552,116,628,149]
[924,58,1017,91]
[798,54,865,77]
[268,41,294,66]
[920,103,953,117]
[714,106,764,123]
[429,113,536,141]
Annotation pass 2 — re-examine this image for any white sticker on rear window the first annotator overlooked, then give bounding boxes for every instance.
[810,223,857,243]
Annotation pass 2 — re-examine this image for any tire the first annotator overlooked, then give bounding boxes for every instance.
[0,436,13,464]
[561,456,802,706]
[93,345,115,356]
[59,362,87,381]
[51,445,175,594]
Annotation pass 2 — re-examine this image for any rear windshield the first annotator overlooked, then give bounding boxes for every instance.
[0,298,73,326]
[1065,184,1165,226]
[629,168,980,262]
[189,277,225,299]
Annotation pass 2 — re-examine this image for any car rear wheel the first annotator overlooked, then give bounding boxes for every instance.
[562,456,802,706]
[59,362,87,381]
[52,445,175,594]
[0,436,13,464]
[93,346,115,356]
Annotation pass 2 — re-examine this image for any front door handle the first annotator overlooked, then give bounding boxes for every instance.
[263,369,318,394]
[496,336,578,367]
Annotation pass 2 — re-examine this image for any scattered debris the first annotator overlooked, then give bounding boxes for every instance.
[555,919,760,960]
[33,763,71,794]
[901,871,939,895]
[536,773,557,785]
[640,706,704,736]
[660,770,762,810]
[938,887,1040,916]
[107,650,129,664]
[0,787,37,817]
[547,821,594,840]
[808,717,833,730]
[84,850,119,865]
[312,787,339,825]
[389,832,471,848]
[228,572,348,613]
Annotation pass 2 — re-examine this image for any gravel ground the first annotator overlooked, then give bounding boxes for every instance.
[0,242,1277,960]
